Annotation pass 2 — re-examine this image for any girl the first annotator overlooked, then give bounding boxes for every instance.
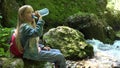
[15,5,66,68]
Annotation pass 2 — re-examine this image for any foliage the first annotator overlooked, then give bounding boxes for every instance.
[0,24,2,28]
[43,26,94,60]
[105,9,120,31]
[1,0,19,27]
[0,15,2,27]
[105,0,120,31]
[0,48,5,56]
[0,27,13,57]
[0,0,108,32]
[1,0,107,27]
[0,16,2,19]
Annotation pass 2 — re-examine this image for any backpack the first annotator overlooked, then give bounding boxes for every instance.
[10,33,23,58]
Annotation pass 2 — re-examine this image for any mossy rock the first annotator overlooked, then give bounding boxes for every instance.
[2,58,24,68]
[23,59,47,68]
[65,12,115,44]
[43,26,94,60]
[1,57,53,68]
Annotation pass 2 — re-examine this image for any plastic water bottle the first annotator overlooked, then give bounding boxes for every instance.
[32,8,49,19]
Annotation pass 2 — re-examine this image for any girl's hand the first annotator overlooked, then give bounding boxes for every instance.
[34,11,42,19]
[42,46,51,51]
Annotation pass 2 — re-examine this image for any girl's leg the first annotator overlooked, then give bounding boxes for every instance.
[49,49,61,53]
[38,49,66,68]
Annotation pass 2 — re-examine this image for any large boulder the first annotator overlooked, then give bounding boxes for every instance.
[43,26,94,60]
[65,12,115,44]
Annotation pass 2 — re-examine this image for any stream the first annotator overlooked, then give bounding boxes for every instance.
[66,39,120,68]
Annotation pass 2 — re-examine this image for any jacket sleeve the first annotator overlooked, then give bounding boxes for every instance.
[21,19,45,38]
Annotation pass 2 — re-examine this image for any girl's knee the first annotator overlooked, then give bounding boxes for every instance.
[56,54,66,68]
[56,53,65,60]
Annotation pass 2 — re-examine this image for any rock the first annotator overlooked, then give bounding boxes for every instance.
[23,58,47,68]
[0,57,53,68]
[65,12,115,44]
[23,59,54,68]
[1,58,24,68]
[43,26,94,60]
[112,61,120,68]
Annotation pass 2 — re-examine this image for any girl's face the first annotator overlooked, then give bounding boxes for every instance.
[24,7,34,23]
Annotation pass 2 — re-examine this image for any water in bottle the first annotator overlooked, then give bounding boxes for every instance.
[32,8,49,19]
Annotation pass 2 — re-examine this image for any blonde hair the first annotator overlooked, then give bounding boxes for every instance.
[16,5,38,53]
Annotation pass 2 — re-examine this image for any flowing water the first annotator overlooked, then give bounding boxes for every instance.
[66,39,120,68]
[85,39,120,68]
[86,39,120,61]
